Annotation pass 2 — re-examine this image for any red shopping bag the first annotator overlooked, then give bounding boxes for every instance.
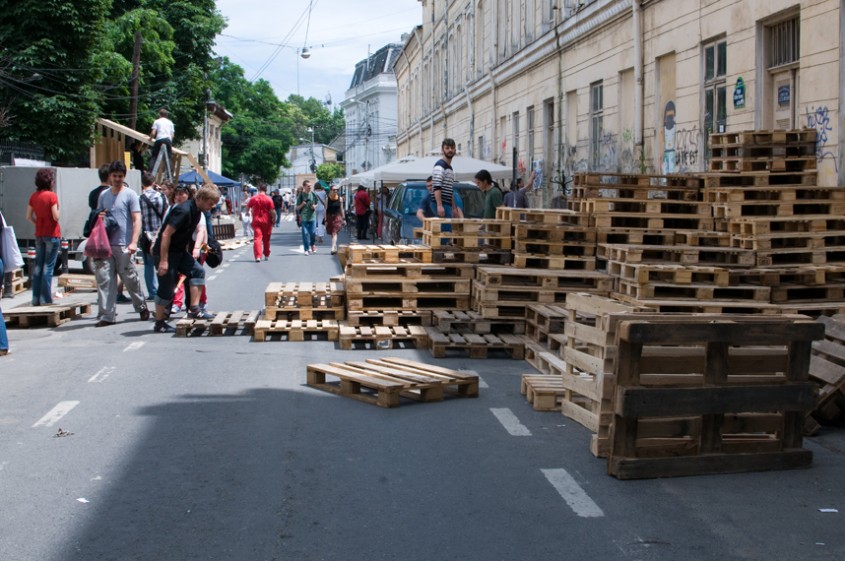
[83,215,112,260]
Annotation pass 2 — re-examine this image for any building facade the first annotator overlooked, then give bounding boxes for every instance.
[277,143,338,191]
[341,44,404,177]
[395,0,844,205]
[179,103,232,175]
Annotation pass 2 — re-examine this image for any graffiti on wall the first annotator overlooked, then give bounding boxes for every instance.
[805,105,839,172]
[674,126,701,172]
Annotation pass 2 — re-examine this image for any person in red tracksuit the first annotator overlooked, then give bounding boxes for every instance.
[246,183,276,262]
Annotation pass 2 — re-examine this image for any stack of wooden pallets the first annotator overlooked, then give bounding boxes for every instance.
[608,316,821,479]
[339,244,470,349]
[424,309,528,359]
[176,311,259,338]
[806,314,845,433]
[9,269,28,295]
[495,208,594,270]
[416,218,512,264]
[255,281,344,342]
[708,129,817,173]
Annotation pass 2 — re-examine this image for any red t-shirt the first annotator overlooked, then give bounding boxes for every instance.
[28,190,61,238]
[354,190,370,215]
[247,193,274,225]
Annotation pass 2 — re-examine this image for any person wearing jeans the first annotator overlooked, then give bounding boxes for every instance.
[25,168,61,306]
[296,180,318,255]
[0,255,9,355]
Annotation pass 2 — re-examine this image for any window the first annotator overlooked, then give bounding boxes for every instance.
[703,39,727,143]
[768,16,800,69]
[590,82,603,168]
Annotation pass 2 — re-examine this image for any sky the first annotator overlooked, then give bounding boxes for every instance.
[213,0,422,108]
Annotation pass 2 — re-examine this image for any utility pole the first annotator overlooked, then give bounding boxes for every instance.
[128,30,142,131]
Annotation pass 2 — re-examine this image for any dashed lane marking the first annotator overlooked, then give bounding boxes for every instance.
[541,468,604,518]
[32,401,80,428]
[123,342,145,352]
[490,407,531,436]
[88,367,115,383]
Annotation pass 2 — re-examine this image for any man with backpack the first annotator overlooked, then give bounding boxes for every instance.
[138,172,167,300]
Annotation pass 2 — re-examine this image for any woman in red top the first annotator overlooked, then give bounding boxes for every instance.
[25,168,61,306]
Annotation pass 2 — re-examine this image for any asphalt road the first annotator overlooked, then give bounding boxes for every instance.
[1,215,844,561]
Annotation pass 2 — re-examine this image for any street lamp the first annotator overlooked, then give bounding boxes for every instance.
[202,88,215,172]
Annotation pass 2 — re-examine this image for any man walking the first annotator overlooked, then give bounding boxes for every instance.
[149,108,175,172]
[246,183,275,262]
[432,138,463,218]
[271,189,284,227]
[296,180,318,254]
[92,161,150,327]
[139,172,167,299]
[152,185,220,333]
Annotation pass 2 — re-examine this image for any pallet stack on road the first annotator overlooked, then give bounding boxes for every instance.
[256,281,344,342]
[607,316,822,479]
[806,314,845,432]
[708,129,817,173]
[339,244,471,349]
[496,207,594,270]
[416,218,513,264]
[176,310,259,338]
[8,269,28,295]
[425,309,528,359]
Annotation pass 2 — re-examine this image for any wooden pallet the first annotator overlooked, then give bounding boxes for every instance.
[253,319,339,342]
[346,294,471,311]
[264,305,346,321]
[727,215,845,237]
[615,279,771,302]
[432,310,525,335]
[345,244,432,264]
[709,155,816,173]
[306,357,479,408]
[429,248,513,265]
[337,324,428,350]
[521,375,566,411]
[713,199,845,220]
[608,318,822,480]
[808,315,845,424]
[57,273,97,292]
[609,261,730,287]
[475,266,612,292]
[511,254,596,270]
[525,303,568,344]
[513,239,596,257]
[701,171,818,188]
[572,172,703,201]
[4,302,92,328]
[427,328,526,359]
[264,281,345,307]
[602,243,755,268]
[345,310,432,327]
[731,265,845,287]
[513,223,596,244]
[709,129,816,147]
[345,278,471,295]
[704,185,843,205]
[219,238,251,251]
[420,218,511,235]
[495,207,587,227]
[175,310,259,337]
[345,261,475,280]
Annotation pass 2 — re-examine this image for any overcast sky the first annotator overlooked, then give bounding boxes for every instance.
[213,0,422,108]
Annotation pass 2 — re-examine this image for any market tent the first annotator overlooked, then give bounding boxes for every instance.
[349,155,511,187]
[178,169,241,187]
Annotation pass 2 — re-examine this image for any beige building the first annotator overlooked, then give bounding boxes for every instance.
[395,0,844,205]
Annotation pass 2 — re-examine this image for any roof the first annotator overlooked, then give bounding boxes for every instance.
[348,44,404,89]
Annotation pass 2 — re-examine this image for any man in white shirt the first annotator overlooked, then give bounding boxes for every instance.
[149,108,175,171]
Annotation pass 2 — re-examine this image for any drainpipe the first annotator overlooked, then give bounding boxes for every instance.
[555,6,564,206]
[633,0,645,170]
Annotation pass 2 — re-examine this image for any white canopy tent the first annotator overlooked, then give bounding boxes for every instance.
[349,155,512,187]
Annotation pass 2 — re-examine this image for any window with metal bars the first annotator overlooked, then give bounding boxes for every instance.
[590,82,603,168]
[768,17,800,69]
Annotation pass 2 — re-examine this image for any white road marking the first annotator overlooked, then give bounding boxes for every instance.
[207,275,218,281]
[88,367,115,383]
[32,401,80,428]
[490,407,531,436]
[477,375,489,389]
[123,342,145,352]
[221,263,231,268]
[76,498,90,504]
[541,468,604,518]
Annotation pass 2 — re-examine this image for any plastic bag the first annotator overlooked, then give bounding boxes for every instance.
[83,216,112,260]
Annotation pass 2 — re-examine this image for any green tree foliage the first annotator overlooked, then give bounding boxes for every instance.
[286,95,345,145]
[316,162,345,184]
[0,0,111,162]
[210,59,290,184]
[0,0,223,162]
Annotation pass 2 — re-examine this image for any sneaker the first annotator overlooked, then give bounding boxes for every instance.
[187,307,214,320]
[116,294,131,304]
[330,249,337,255]
[263,256,269,261]
[255,258,261,262]
[311,246,317,253]
[95,320,115,328]
[139,308,150,321]
[153,320,174,333]
[171,305,183,315]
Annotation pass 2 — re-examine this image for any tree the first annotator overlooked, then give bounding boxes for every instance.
[0,0,112,162]
[316,162,345,184]
[286,95,345,145]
